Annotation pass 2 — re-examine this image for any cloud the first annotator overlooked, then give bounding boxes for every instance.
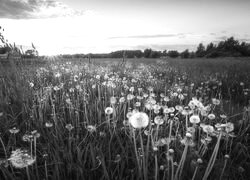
[217,36,228,40]
[0,0,84,19]
[109,33,187,39]
[134,44,197,52]
[239,38,250,42]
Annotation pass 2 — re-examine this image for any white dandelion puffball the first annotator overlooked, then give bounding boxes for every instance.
[129,112,149,129]
[189,115,200,124]
[208,113,216,120]
[201,125,215,134]
[105,107,113,115]
[8,149,36,168]
[154,116,164,125]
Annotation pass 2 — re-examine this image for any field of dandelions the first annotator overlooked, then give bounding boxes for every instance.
[0,57,250,180]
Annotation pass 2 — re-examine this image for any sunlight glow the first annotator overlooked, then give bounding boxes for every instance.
[1,0,250,55]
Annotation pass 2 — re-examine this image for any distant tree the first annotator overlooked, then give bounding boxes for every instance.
[224,37,239,51]
[168,50,179,58]
[0,46,11,54]
[206,43,215,52]
[162,50,167,57]
[73,54,85,58]
[211,37,249,57]
[23,49,38,58]
[196,43,206,57]
[62,54,73,59]
[189,51,196,58]
[238,42,250,56]
[110,50,143,58]
[180,49,190,58]
[126,50,143,58]
[150,50,161,58]
[143,49,152,58]
[206,51,220,58]
[205,42,217,58]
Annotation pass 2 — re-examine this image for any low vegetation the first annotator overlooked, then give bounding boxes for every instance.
[0,57,249,180]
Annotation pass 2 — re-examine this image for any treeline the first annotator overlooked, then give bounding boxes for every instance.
[61,49,163,59]
[194,37,250,58]
[60,37,250,59]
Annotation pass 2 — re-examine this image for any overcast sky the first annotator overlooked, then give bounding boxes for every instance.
[0,0,250,55]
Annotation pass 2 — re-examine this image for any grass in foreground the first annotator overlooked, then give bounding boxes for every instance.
[0,57,250,180]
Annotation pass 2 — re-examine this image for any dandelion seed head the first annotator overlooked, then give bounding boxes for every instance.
[197,158,203,164]
[65,124,74,131]
[212,98,220,105]
[129,112,149,129]
[99,131,106,137]
[187,127,196,134]
[225,122,234,133]
[168,149,174,154]
[29,82,34,87]
[238,166,245,173]
[135,102,141,107]
[154,116,164,125]
[45,122,53,128]
[8,149,36,168]
[201,124,214,134]
[127,94,135,101]
[153,146,158,151]
[208,113,216,120]
[189,115,200,124]
[105,107,113,115]
[110,96,116,104]
[9,127,20,134]
[175,105,183,112]
[186,132,192,138]
[86,125,96,133]
[160,165,165,170]
[22,134,33,142]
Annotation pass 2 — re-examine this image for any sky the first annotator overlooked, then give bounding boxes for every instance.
[0,0,250,55]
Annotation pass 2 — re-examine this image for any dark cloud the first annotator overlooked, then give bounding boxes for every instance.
[0,0,83,19]
[0,0,35,19]
[109,34,185,39]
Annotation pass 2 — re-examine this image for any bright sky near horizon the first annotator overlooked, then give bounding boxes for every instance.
[0,0,250,55]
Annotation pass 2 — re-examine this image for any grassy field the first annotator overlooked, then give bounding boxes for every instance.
[0,57,250,180]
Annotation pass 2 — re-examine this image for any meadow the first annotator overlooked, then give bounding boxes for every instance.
[0,57,250,180]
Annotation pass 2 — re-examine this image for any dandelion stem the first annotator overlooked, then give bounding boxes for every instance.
[26,166,31,180]
[219,158,228,180]
[139,129,147,180]
[154,154,158,180]
[202,132,222,180]
[45,160,48,180]
[167,119,173,178]
[185,115,188,130]
[191,166,199,180]
[0,136,7,158]
[145,112,152,168]
[170,157,174,180]
[132,129,141,178]
[175,143,188,180]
